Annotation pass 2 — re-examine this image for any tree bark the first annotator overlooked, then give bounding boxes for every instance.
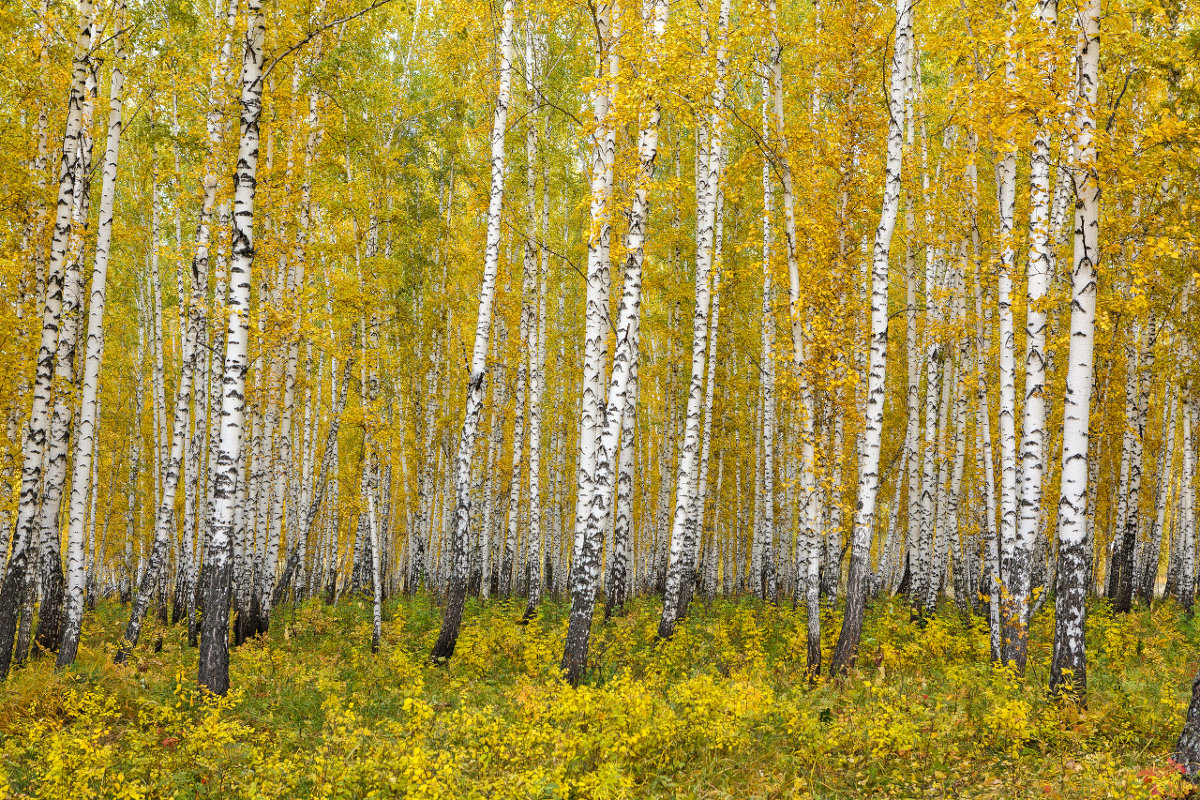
[829,0,911,676]
[429,0,513,661]
[34,28,101,656]
[1114,317,1157,611]
[198,0,266,695]
[1049,0,1099,700]
[657,0,728,642]
[58,2,126,667]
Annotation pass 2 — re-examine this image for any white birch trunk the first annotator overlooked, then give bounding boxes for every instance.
[688,214,723,614]
[567,0,615,607]
[1114,317,1157,610]
[367,460,382,652]
[34,28,100,654]
[525,110,548,615]
[830,0,911,674]
[995,0,1025,668]
[1049,0,1100,696]
[560,0,617,680]
[903,166,922,605]
[1180,400,1196,611]
[58,4,126,665]
[0,8,97,674]
[771,0,818,621]
[430,0,513,660]
[563,0,669,678]
[657,0,729,640]
[759,79,776,605]
[199,0,266,695]
[1014,0,1058,630]
[1143,384,1176,602]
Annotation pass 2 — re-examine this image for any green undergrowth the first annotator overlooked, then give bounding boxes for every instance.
[0,593,1196,799]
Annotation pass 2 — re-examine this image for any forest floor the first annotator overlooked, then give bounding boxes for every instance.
[0,593,1196,799]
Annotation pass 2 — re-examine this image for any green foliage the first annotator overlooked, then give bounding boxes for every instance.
[0,597,1195,799]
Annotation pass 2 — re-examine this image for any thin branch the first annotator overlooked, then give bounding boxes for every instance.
[723,98,788,188]
[263,0,399,81]
[1105,68,1139,132]
[500,213,586,284]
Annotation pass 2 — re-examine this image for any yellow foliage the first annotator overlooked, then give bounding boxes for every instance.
[1,597,1196,799]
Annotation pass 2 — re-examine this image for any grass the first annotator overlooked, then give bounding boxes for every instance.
[0,592,1196,798]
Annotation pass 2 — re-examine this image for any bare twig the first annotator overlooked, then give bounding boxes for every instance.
[263,0,399,81]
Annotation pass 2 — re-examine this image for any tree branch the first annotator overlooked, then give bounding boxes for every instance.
[263,0,399,81]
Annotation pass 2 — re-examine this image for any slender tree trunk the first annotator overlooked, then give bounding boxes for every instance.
[658,0,728,641]
[58,4,127,666]
[187,0,239,639]
[903,146,922,608]
[1179,398,1196,612]
[559,0,618,681]
[995,0,1027,670]
[946,265,970,611]
[1143,384,1176,603]
[759,78,777,608]
[525,99,551,615]
[966,120,1002,656]
[768,0,817,619]
[34,31,101,655]
[1109,350,1138,597]
[1013,0,1058,634]
[829,0,911,675]
[198,0,265,695]
[429,0,513,661]
[563,0,669,675]
[1049,0,1099,699]
[1114,317,1157,611]
[367,458,383,652]
[683,215,723,618]
[924,350,953,612]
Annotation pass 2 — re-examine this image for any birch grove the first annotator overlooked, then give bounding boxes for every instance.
[0,0,1195,772]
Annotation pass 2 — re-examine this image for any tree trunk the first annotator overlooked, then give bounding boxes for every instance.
[559,0,619,682]
[1049,0,1099,700]
[1143,384,1176,603]
[1114,317,1157,611]
[198,0,265,695]
[995,0,1025,670]
[429,0,513,661]
[1012,0,1058,637]
[525,93,552,616]
[759,78,777,608]
[34,29,100,656]
[58,3,126,666]
[829,0,911,676]
[1174,667,1200,781]
[1179,398,1196,613]
[657,0,728,642]
[367,459,383,652]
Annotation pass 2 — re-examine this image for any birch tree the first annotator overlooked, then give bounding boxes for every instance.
[1010,0,1058,662]
[198,0,266,694]
[829,0,912,675]
[657,0,729,642]
[523,27,547,619]
[562,0,669,680]
[0,0,94,680]
[58,0,127,667]
[1113,317,1157,612]
[34,18,100,654]
[1049,0,1100,700]
[429,0,513,661]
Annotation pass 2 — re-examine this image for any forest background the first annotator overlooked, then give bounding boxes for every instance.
[0,0,1198,794]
